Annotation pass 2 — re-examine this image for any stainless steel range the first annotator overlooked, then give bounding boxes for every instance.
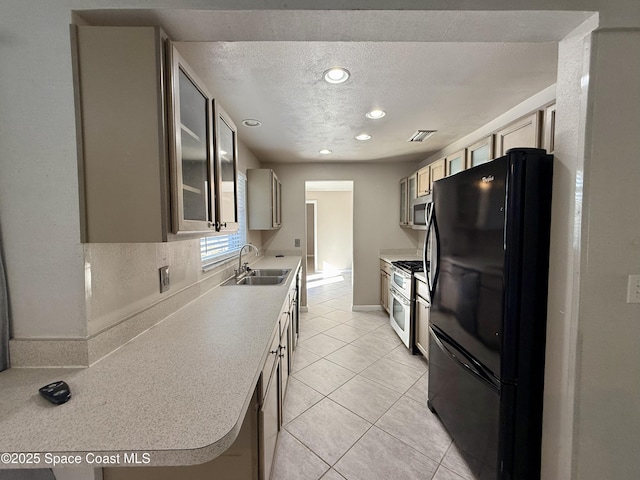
[389,260,424,349]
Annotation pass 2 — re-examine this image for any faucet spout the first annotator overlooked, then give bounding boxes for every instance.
[237,244,259,276]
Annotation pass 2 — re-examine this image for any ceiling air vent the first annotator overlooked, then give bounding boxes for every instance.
[407,130,437,142]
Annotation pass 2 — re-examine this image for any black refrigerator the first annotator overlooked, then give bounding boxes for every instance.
[425,148,553,480]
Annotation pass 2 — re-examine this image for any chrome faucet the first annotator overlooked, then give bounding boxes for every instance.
[236,244,259,277]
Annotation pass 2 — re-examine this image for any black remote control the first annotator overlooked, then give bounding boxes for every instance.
[39,381,71,405]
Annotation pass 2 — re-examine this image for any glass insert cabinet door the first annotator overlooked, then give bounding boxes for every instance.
[178,68,211,223]
[169,44,216,234]
[466,135,495,169]
[446,149,466,176]
[215,104,238,232]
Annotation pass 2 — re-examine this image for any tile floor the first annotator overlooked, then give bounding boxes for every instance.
[271,271,490,480]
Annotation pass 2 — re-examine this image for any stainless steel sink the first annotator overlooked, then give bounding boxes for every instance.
[223,274,287,286]
[238,276,287,285]
[249,269,290,277]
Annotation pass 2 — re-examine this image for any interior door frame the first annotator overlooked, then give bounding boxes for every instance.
[305,200,318,273]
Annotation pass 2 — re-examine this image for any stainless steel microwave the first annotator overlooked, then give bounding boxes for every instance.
[412,196,432,230]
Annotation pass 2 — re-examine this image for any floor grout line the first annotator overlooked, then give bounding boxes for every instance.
[277,272,470,480]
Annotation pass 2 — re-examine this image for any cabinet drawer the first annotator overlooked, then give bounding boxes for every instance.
[416,277,429,300]
[261,326,280,401]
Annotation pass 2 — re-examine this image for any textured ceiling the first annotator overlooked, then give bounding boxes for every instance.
[78,9,594,163]
[177,41,558,163]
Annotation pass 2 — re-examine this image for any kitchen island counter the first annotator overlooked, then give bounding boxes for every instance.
[0,256,301,468]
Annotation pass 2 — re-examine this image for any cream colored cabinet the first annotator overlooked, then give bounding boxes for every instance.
[417,166,431,197]
[407,173,417,225]
[279,312,291,407]
[543,103,557,154]
[248,169,282,230]
[414,278,430,359]
[466,135,494,169]
[429,158,446,192]
[380,260,392,313]
[260,330,280,480]
[72,26,237,242]
[445,149,466,177]
[400,173,417,226]
[495,112,542,157]
[168,45,217,234]
[399,177,409,226]
[215,105,239,233]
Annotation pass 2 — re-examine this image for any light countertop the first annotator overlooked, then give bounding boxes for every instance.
[0,256,301,468]
[379,253,423,264]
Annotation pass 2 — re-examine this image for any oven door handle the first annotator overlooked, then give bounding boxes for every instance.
[390,287,411,306]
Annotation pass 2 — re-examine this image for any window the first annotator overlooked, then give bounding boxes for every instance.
[201,173,247,268]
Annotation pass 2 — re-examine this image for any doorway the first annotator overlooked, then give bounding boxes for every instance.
[304,181,354,293]
[306,201,317,273]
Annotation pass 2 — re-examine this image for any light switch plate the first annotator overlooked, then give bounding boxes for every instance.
[159,266,170,293]
[627,275,640,303]
[294,238,300,247]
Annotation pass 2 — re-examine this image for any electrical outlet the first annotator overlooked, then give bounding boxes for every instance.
[627,275,640,304]
[159,266,170,293]
[295,238,300,247]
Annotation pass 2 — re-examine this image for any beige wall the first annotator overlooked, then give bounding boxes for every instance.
[2,2,640,479]
[83,140,262,337]
[306,190,353,273]
[262,162,419,308]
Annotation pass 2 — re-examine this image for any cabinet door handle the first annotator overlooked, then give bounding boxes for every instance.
[269,349,278,355]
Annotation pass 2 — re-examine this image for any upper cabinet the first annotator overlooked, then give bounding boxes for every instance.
[399,173,417,227]
[429,158,446,192]
[445,149,466,176]
[417,166,430,197]
[399,176,409,226]
[168,47,215,234]
[495,112,541,157]
[466,135,494,169]
[247,169,282,230]
[72,26,238,242]
[215,105,239,233]
[407,173,417,225]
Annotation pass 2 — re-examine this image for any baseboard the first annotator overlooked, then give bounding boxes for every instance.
[352,305,383,312]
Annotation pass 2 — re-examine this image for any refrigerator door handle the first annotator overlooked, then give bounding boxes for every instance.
[430,326,498,390]
[428,208,440,301]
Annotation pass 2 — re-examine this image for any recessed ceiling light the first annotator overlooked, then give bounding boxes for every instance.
[319,149,332,155]
[323,68,350,84]
[355,134,372,141]
[242,119,262,127]
[366,109,386,119]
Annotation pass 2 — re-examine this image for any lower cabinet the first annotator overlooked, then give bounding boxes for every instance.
[104,267,299,480]
[380,260,391,314]
[260,352,280,480]
[415,296,430,359]
[414,278,430,360]
[279,313,291,412]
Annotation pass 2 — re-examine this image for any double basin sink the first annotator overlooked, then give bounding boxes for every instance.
[223,269,291,286]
